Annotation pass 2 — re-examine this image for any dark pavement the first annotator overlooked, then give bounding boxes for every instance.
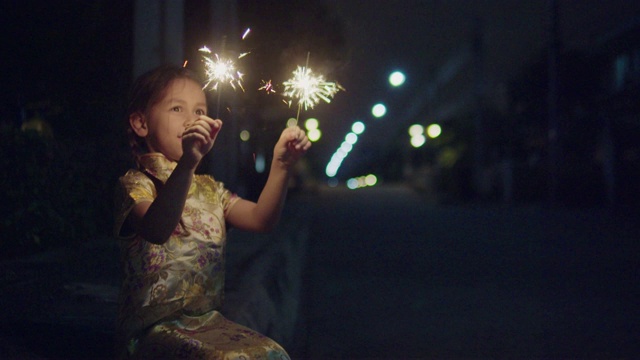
[1,184,639,359]
[298,185,639,359]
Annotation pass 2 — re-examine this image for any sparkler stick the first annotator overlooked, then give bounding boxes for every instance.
[282,52,343,125]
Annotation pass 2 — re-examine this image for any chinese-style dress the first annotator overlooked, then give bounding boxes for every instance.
[114,153,289,359]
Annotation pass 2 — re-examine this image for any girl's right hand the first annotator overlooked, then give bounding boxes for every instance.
[181,116,222,167]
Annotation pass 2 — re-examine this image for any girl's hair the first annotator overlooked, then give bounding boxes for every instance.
[125,64,204,162]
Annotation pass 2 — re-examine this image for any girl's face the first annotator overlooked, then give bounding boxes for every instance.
[144,78,207,162]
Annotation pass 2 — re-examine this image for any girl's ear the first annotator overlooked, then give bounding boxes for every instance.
[129,112,148,137]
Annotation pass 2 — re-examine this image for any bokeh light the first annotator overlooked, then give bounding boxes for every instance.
[255,152,266,173]
[286,118,297,127]
[346,174,378,189]
[308,128,322,142]
[389,71,406,87]
[352,121,365,134]
[239,130,250,141]
[427,124,442,138]
[371,103,387,118]
[340,141,353,153]
[345,132,358,144]
[305,118,319,130]
[409,124,424,137]
[410,134,426,148]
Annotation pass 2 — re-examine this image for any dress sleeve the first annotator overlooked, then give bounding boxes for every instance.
[203,176,240,218]
[113,170,156,239]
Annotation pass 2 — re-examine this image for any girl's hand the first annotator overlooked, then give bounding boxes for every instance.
[273,125,311,170]
[181,116,222,167]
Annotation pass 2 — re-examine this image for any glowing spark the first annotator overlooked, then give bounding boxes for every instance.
[182,60,188,68]
[199,46,245,92]
[242,28,251,40]
[282,66,343,111]
[259,80,276,94]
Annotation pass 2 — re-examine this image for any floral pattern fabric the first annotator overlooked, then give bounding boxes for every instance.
[114,153,289,359]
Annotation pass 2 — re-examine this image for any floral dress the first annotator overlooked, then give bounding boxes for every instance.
[114,153,289,359]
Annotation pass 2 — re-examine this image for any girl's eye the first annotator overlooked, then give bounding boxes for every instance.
[171,106,182,112]
[196,109,206,115]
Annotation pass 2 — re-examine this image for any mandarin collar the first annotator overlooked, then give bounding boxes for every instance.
[137,153,177,182]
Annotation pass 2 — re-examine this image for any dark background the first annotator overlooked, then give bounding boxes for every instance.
[2,0,639,253]
[1,1,640,358]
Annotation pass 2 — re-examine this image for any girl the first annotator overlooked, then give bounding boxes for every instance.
[114,64,310,359]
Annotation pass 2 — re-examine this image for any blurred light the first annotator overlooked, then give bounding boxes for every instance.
[325,122,366,179]
[389,71,406,87]
[352,121,365,134]
[255,152,266,173]
[239,130,250,141]
[410,134,426,148]
[371,103,386,118]
[345,132,358,144]
[305,118,319,130]
[408,124,424,137]
[340,141,353,153]
[427,124,442,138]
[326,162,339,177]
[365,174,377,186]
[346,174,379,189]
[286,118,297,127]
[327,178,338,187]
[308,128,322,142]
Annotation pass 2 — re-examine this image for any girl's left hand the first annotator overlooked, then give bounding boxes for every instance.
[273,126,311,169]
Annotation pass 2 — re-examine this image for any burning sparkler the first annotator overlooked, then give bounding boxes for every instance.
[199,45,248,92]
[282,55,343,122]
[199,28,251,92]
[198,28,251,116]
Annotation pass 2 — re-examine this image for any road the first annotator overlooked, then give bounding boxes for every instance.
[295,184,639,359]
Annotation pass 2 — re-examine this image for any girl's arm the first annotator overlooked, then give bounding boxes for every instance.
[128,117,221,244]
[226,126,310,232]
[128,160,197,244]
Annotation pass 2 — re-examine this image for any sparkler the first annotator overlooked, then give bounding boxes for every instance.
[282,53,343,123]
[199,45,247,92]
[199,28,251,116]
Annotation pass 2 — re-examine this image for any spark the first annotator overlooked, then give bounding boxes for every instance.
[259,80,276,94]
[242,28,251,40]
[199,47,245,92]
[282,66,343,112]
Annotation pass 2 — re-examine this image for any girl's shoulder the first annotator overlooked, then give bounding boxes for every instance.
[120,168,147,181]
[119,169,154,189]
